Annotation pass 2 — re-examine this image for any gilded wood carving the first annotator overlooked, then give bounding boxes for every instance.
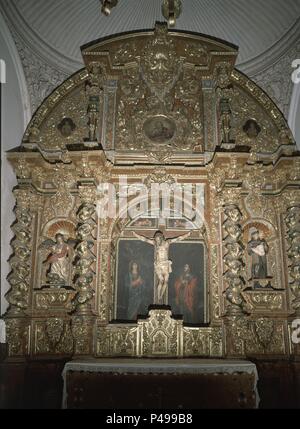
[3,23,299,359]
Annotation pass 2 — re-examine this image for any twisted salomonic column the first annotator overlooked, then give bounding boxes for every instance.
[222,204,246,315]
[285,204,300,314]
[5,189,33,316]
[71,185,97,356]
[4,188,34,357]
[73,186,96,315]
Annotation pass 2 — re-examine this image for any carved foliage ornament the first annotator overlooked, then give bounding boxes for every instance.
[5,319,29,357]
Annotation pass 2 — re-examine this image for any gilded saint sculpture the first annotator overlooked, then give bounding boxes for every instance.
[40,233,76,288]
[247,229,271,289]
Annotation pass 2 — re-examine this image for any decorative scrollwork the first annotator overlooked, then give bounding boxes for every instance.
[72,316,94,355]
[5,319,29,357]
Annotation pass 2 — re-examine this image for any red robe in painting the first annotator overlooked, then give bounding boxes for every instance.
[174,274,197,323]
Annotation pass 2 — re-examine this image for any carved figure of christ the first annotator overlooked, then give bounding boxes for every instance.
[132,230,191,304]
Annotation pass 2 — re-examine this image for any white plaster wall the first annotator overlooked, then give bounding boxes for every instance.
[0,11,30,318]
[296,99,300,146]
[289,82,300,148]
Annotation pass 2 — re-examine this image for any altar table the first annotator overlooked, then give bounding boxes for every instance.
[62,359,259,409]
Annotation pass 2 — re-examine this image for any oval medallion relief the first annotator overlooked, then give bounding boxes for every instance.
[143,115,176,144]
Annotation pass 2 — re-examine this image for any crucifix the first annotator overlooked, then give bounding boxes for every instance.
[133,229,191,304]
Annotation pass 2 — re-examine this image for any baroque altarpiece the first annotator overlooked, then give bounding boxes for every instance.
[3,24,300,360]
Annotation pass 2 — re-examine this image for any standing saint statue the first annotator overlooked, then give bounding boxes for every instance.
[220,98,232,144]
[133,230,191,304]
[247,229,269,281]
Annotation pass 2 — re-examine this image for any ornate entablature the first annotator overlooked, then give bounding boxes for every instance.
[3,23,300,360]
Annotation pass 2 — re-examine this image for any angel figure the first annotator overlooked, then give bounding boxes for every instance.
[40,233,76,288]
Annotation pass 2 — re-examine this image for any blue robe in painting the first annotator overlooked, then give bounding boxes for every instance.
[126,272,146,320]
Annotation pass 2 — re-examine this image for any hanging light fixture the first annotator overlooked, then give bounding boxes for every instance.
[100,0,182,27]
[100,0,118,16]
[161,0,182,27]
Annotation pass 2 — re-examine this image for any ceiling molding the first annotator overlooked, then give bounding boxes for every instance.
[0,0,83,74]
[237,18,300,77]
[250,39,300,119]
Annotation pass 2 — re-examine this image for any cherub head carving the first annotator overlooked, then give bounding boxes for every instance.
[57,117,76,138]
[243,119,261,139]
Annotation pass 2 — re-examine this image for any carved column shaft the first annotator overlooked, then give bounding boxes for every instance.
[98,218,112,323]
[222,204,246,315]
[4,188,34,357]
[73,185,97,315]
[5,189,33,316]
[202,79,217,152]
[71,185,97,356]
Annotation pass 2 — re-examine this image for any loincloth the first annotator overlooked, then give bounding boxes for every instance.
[155,260,172,276]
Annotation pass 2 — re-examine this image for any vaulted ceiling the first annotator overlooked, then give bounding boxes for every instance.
[2,0,300,74]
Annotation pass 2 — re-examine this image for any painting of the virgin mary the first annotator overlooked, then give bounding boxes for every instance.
[126,261,146,320]
[116,239,154,321]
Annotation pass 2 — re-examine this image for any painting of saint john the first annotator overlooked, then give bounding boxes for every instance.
[168,241,206,325]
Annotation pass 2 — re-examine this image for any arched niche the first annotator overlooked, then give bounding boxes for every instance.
[109,199,209,326]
